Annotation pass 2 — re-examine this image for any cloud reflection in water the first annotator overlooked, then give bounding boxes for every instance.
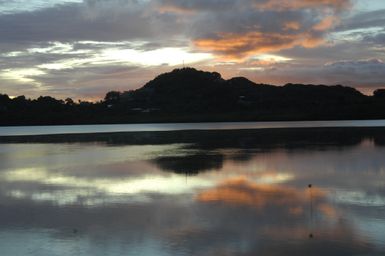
[1,129,385,255]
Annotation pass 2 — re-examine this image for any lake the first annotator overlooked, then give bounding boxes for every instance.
[2,119,385,136]
[1,123,385,255]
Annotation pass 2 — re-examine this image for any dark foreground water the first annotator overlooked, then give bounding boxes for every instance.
[1,127,385,255]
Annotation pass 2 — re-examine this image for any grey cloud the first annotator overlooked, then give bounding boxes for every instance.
[0,0,183,44]
[364,31,385,46]
[0,0,350,55]
[31,65,171,99]
[324,58,385,77]
[0,35,186,99]
[159,0,237,11]
[31,65,143,98]
[279,40,385,65]
[336,8,385,31]
[0,56,170,100]
[1,0,383,99]
[0,52,92,70]
[236,58,385,93]
[0,80,41,95]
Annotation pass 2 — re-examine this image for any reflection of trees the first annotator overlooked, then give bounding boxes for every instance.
[374,136,385,146]
[3,127,384,150]
[153,153,224,175]
[3,127,385,177]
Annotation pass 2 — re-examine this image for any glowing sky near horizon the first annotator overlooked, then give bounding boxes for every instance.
[1,0,385,99]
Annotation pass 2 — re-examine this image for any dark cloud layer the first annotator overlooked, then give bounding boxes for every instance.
[0,1,176,43]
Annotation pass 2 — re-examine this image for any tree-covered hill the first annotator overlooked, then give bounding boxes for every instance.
[1,67,385,125]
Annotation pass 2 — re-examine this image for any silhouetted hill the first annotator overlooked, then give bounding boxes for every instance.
[1,67,385,125]
[120,68,371,118]
[130,68,229,112]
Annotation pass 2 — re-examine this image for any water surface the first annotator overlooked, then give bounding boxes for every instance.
[1,119,385,136]
[1,128,385,255]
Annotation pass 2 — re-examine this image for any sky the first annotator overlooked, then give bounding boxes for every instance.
[0,0,385,100]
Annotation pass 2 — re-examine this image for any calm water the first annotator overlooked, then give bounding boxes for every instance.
[1,119,385,136]
[1,127,385,255]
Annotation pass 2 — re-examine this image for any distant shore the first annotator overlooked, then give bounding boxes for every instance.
[1,119,385,137]
[2,68,385,126]
[1,125,385,146]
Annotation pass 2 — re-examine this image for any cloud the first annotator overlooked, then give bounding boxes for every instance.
[336,8,385,32]
[235,58,385,94]
[0,37,211,99]
[325,58,385,70]
[313,15,339,31]
[0,0,82,14]
[252,0,351,11]
[158,0,237,12]
[323,58,385,84]
[364,31,385,46]
[0,0,349,60]
[186,0,352,60]
[0,0,185,44]
[1,0,384,98]
[194,31,325,61]
[330,8,385,52]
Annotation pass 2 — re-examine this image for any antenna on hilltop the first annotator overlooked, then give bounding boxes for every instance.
[183,59,185,68]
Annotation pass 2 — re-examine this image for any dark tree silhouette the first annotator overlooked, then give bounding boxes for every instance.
[374,89,385,98]
[104,91,121,104]
[1,68,385,125]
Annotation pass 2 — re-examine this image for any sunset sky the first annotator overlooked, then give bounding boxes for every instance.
[1,0,385,100]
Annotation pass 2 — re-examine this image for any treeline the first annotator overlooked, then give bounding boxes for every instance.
[1,67,385,125]
[0,95,103,125]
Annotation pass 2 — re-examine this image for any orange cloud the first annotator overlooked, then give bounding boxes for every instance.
[194,31,324,61]
[284,21,301,31]
[313,16,339,31]
[189,0,352,61]
[248,60,276,66]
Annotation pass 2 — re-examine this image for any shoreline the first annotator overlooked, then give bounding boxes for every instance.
[1,126,385,144]
[1,119,385,137]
